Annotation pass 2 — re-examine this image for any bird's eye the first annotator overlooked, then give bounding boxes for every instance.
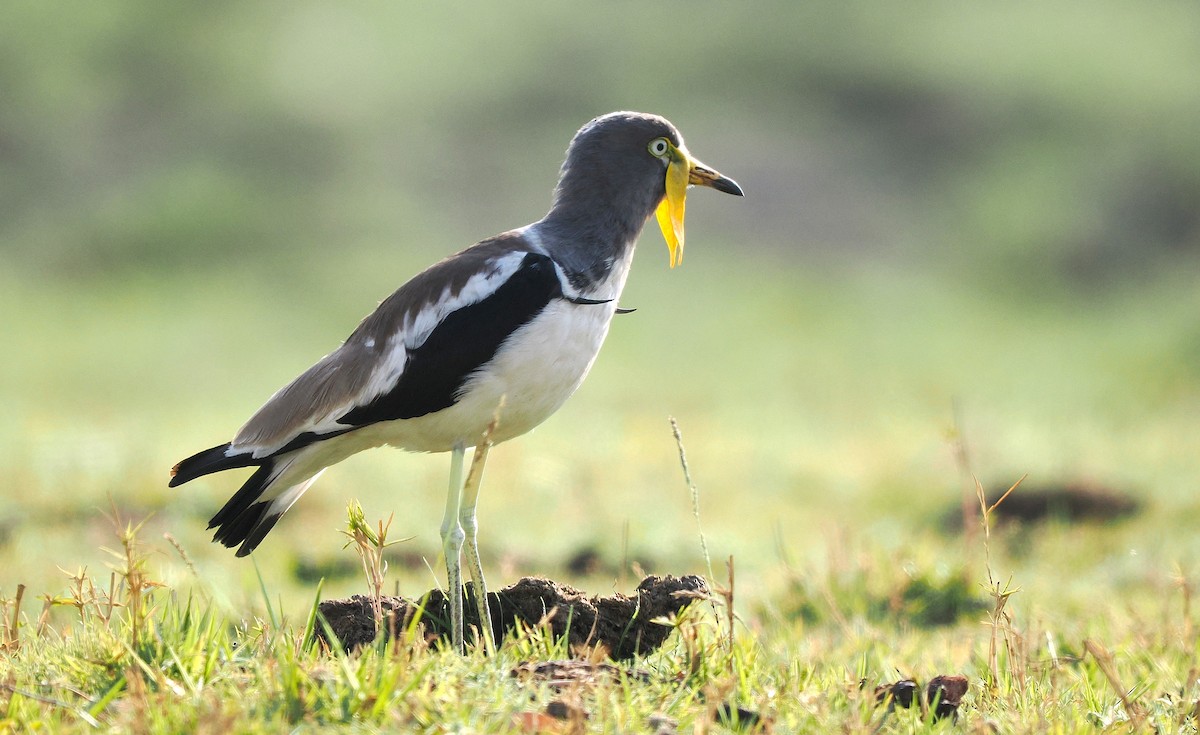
[648,138,670,158]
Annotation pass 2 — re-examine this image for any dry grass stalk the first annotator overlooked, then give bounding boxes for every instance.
[97,507,164,655]
[724,556,735,657]
[976,475,1025,693]
[1,584,25,653]
[669,417,715,582]
[1084,638,1145,729]
[163,532,199,579]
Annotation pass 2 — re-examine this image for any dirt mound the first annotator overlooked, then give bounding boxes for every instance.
[316,574,708,660]
[946,482,1140,528]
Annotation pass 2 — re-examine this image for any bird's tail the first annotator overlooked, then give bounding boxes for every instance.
[170,443,317,557]
[169,443,258,487]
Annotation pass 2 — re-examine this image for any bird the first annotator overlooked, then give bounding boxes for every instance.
[169,111,743,650]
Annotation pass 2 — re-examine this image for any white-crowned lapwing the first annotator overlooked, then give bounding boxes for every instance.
[170,111,743,649]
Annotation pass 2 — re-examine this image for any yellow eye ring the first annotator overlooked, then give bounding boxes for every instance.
[648,137,670,158]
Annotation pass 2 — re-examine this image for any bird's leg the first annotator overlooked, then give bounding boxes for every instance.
[460,440,493,653]
[439,443,466,653]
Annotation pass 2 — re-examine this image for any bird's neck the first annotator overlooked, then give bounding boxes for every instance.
[534,203,648,295]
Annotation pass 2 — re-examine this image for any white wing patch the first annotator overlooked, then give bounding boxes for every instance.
[399,251,528,350]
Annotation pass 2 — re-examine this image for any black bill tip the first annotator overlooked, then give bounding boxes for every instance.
[711,175,744,197]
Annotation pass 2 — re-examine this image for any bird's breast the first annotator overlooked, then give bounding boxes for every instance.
[455,298,617,442]
[363,298,617,453]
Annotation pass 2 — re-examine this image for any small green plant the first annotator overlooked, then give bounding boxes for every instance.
[342,501,406,631]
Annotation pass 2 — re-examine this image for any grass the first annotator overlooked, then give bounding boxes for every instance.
[2,501,1198,732]
[2,248,1200,730]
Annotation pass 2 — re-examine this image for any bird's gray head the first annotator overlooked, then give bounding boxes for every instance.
[544,111,742,270]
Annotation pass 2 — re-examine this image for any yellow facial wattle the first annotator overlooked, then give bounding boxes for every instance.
[655,150,689,268]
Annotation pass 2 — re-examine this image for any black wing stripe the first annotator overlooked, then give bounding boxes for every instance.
[265,427,356,458]
[337,252,564,427]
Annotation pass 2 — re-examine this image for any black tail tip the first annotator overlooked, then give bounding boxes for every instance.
[170,443,256,487]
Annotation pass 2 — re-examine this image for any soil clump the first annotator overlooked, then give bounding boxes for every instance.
[316,574,707,660]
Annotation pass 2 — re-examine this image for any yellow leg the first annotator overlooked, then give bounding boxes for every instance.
[460,441,493,653]
[438,443,466,652]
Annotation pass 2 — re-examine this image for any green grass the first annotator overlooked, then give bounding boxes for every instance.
[2,503,1198,732]
[3,246,1200,730]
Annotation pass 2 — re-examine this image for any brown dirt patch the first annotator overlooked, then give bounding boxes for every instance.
[946,482,1140,528]
[315,574,708,660]
[873,674,969,721]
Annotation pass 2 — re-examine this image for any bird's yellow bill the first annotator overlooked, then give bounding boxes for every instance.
[655,153,689,268]
[654,142,743,268]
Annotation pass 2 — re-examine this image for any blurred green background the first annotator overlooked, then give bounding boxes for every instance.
[2,3,1199,615]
